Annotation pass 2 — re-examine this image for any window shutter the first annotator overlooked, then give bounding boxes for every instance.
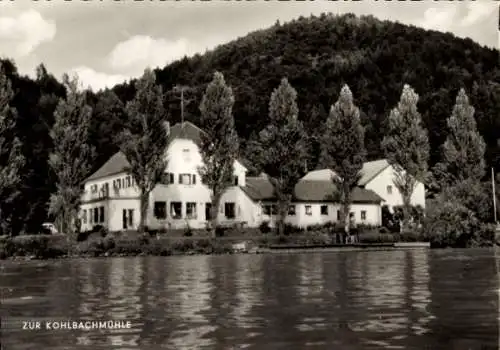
[192,175,196,184]
[178,174,182,184]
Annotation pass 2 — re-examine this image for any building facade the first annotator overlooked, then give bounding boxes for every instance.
[80,121,421,232]
[302,159,426,213]
[80,122,249,232]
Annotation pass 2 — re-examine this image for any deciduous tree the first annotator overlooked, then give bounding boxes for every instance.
[320,85,366,238]
[49,74,95,237]
[0,63,24,236]
[433,88,486,189]
[116,68,169,234]
[253,78,309,235]
[382,84,430,231]
[198,72,239,236]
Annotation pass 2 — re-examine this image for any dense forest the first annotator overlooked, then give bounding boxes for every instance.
[0,13,499,235]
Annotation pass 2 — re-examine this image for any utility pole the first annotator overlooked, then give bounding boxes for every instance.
[493,167,497,224]
[172,85,195,125]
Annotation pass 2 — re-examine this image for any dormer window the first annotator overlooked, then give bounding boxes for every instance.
[179,174,196,185]
[182,148,191,162]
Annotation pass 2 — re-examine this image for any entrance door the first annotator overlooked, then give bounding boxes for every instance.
[205,203,212,221]
[123,209,127,229]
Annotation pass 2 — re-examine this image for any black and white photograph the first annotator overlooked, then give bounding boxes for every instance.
[0,0,499,349]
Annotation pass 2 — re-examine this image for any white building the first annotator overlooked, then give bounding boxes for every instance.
[302,159,426,213]
[79,121,251,232]
[80,122,408,232]
[239,174,384,228]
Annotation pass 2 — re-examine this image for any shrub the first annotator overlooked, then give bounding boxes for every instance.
[379,226,390,234]
[215,226,226,237]
[424,199,484,248]
[76,230,91,242]
[259,221,271,234]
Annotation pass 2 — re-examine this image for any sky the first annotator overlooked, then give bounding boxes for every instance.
[0,0,498,92]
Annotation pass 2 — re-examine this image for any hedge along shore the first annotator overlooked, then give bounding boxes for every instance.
[0,224,496,261]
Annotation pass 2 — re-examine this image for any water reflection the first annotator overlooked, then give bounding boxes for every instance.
[165,256,214,349]
[1,249,498,349]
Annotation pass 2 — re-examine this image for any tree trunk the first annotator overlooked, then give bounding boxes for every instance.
[277,199,288,236]
[210,192,222,239]
[138,191,149,235]
[401,194,412,233]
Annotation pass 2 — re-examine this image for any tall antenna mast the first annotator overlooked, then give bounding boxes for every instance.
[173,85,194,127]
[493,167,497,223]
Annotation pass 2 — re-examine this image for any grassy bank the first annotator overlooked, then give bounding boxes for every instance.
[0,224,495,260]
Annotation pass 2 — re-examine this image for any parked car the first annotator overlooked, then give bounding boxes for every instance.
[41,223,58,235]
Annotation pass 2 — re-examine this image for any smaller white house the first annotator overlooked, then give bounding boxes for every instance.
[302,159,426,212]
[237,174,384,228]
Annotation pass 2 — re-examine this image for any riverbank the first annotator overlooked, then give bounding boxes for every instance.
[0,226,493,260]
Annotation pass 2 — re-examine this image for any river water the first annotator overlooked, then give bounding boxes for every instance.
[1,249,499,349]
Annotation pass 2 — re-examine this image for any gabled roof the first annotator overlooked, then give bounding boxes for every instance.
[301,159,391,187]
[358,159,390,186]
[86,121,248,182]
[241,177,383,204]
[167,121,204,145]
[86,152,130,181]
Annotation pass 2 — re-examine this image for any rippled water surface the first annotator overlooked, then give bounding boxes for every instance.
[2,249,499,349]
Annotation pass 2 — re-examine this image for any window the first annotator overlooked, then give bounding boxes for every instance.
[126,176,131,187]
[387,185,393,194]
[186,202,197,219]
[288,205,296,216]
[122,209,134,229]
[361,210,367,221]
[179,174,194,185]
[225,202,236,219]
[170,202,182,219]
[262,204,277,215]
[154,201,167,219]
[99,206,105,223]
[93,208,98,223]
[305,205,312,216]
[169,173,174,184]
[91,185,98,194]
[82,210,87,224]
[103,183,109,197]
[337,210,340,221]
[234,176,239,186]
[182,148,191,162]
[263,205,271,216]
[320,205,328,216]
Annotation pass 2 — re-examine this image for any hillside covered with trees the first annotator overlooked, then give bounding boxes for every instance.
[0,13,499,236]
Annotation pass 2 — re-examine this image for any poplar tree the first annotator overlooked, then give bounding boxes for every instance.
[255,78,309,235]
[117,68,169,234]
[199,72,239,237]
[49,74,95,237]
[0,63,24,236]
[381,84,430,231]
[434,88,486,188]
[321,85,366,237]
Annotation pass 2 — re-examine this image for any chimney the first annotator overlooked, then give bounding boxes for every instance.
[163,121,170,136]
